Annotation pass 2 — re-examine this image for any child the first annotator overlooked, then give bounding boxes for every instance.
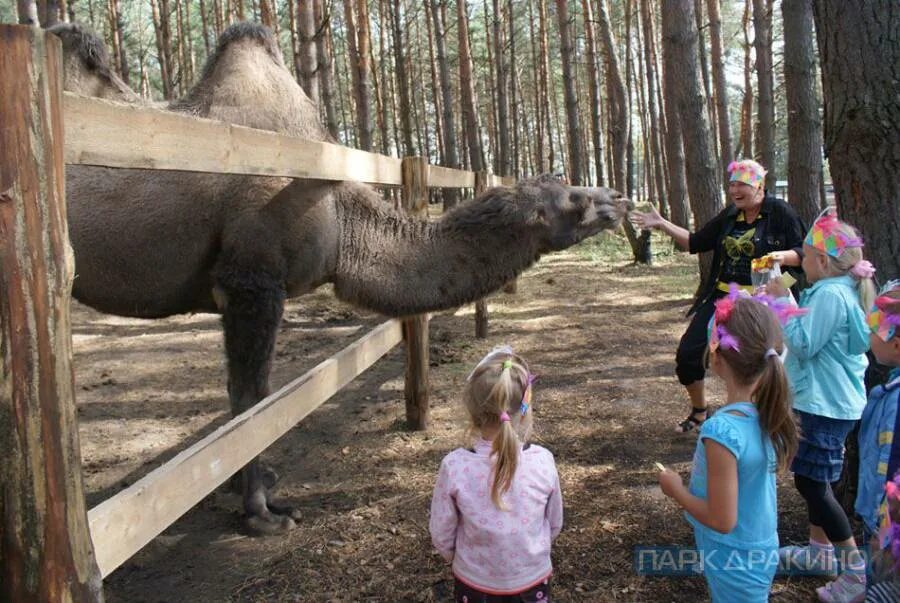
[856,282,900,543]
[768,212,876,602]
[865,474,900,602]
[659,293,800,602]
[429,346,563,602]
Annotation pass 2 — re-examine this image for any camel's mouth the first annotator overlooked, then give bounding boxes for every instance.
[575,187,632,232]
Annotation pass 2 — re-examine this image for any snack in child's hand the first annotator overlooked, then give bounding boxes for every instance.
[654,462,667,472]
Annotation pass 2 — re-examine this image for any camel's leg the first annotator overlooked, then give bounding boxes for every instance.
[218,269,299,535]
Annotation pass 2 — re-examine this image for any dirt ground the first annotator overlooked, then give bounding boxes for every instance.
[74,232,828,602]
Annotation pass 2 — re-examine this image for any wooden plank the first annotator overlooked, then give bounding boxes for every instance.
[428,164,476,188]
[0,26,103,601]
[63,93,405,185]
[87,319,403,578]
[400,157,430,430]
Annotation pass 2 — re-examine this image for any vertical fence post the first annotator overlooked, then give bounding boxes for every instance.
[474,171,490,339]
[400,157,430,429]
[0,25,104,602]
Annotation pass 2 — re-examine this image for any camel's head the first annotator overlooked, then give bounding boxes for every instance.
[521,175,633,251]
[48,23,141,103]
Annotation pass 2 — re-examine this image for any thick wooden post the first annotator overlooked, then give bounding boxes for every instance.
[0,25,104,602]
[400,157,430,429]
[474,171,490,339]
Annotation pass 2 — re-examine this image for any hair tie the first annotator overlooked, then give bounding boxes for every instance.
[501,359,513,371]
[765,348,779,359]
[499,411,511,423]
[850,259,876,279]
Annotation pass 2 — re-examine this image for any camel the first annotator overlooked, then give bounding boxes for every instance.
[51,23,632,534]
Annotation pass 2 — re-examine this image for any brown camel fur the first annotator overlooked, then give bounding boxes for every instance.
[52,23,632,534]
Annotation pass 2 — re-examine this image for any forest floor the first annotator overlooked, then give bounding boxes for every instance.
[75,231,830,602]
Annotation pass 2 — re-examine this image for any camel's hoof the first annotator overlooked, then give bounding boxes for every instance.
[246,513,296,535]
[268,503,302,521]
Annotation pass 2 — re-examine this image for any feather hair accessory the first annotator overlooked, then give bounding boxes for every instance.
[868,280,900,342]
[707,283,808,354]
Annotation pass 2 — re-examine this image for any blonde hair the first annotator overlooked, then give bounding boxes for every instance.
[817,221,876,310]
[463,351,533,509]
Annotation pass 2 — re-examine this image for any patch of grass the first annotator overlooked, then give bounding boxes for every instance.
[574,230,682,265]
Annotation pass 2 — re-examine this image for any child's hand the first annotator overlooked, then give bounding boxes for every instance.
[763,277,789,298]
[658,469,683,499]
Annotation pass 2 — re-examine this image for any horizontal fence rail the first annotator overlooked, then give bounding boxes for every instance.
[64,94,514,189]
[87,319,404,578]
[60,92,512,578]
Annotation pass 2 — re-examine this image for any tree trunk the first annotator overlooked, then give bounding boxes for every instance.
[183,0,195,84]
[297,0,318,103]
[739,0,754,158]
[259,0,276,30]
[555,0,584,185]
[598,0,647,261]
[812,0,900,279]
[694,0,717,153]
[174,0,188,94]
[662,0,724,288]
[508,0,520,178]
[707,0,733,185]
[17,0,39,24]
[150,0,175,100]
[390,0,415,156]
[315,0,339,140]
[492,0,510,175]
[537,0,555,171]
[782,0,822,225]
[661,7,690,229]
[457,0,484,172]
[641,0,667,215]
[343,0,373,151]
[430,0,461,209]
[581,0,605,186]
[199,0,212,56]
[0,25,103,603]
[423,0,444,162]
[753,0,776,189]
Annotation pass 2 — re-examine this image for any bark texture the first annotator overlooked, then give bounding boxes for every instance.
[0,26,103,603]
[813,0,900,279]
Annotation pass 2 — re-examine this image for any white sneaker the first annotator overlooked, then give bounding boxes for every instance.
[816,573,866,603]
[778,544,838,577]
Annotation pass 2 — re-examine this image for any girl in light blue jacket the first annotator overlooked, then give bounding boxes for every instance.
[768,212,876,603]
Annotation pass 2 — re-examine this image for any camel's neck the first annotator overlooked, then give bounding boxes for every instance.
[332,184,542,317]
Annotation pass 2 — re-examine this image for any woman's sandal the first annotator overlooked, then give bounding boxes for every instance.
[676,407,708,433]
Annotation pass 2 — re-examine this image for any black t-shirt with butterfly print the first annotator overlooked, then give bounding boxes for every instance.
[686,195,807,316]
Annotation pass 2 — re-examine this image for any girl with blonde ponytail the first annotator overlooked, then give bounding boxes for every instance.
[429,346,562,601]
[767,211,874,602]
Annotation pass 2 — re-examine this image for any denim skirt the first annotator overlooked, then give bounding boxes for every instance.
[791,410,857,483]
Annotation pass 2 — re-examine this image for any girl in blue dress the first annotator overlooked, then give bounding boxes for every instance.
[659,293,801,602]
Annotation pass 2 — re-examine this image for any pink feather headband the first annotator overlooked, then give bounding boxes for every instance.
[708,284,808,353]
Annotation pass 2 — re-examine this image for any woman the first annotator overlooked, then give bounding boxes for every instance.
[632,159,806,432]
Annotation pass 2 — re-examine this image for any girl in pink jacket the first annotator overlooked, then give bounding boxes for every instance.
[429,346,563,601]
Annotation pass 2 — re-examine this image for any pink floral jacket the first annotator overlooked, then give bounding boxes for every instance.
[429,438,563,594]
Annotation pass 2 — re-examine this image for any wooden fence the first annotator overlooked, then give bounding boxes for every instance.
[0,26,513,599]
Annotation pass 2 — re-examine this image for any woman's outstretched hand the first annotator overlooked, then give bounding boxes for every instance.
[631,206,664,230]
